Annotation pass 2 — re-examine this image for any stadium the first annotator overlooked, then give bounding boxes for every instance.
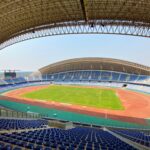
[0,0,150,150]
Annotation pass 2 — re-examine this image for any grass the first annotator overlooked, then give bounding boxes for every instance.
[22,85,124,110]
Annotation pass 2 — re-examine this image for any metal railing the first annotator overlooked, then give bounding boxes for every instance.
[0,108,41,119]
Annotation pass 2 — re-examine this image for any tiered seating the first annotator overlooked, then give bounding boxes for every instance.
[129,75,138,82]
[126,84,150,93]
[52,74,59,81]
[42,75,53,81]
[111,72,120,81]
[4,77,27,85]
[57,73,66,81]
[137,75,149,81]
[112,129,150,148]
[64,72,74,81]
[12,77,27,84]
[0,127,137,150]
[119,74,128,82]
[0,119,47,130]
[100,71,111,81]
[72,72,81,81]
[5,79,14,84]
[90,71,100,81]
[46,70,150,85]
[81,71,91,81]
[0,79,7,85]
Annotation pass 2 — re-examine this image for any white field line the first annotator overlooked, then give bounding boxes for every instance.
[60,103,72,106]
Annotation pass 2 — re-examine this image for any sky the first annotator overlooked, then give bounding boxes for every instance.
[0,34,150,71]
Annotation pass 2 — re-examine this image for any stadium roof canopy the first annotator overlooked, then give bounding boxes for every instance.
[1,0,150,49]
[39,58,150,76]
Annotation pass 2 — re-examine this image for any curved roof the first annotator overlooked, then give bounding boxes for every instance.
[39,58,150,76]
[1,0,150,49]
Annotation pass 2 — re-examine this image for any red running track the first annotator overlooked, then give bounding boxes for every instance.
[2,85,150,125]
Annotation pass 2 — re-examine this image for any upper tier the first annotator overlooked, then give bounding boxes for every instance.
[39,58,150,76]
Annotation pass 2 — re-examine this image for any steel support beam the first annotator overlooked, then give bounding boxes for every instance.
[1,20,150,50]
[80,0,88,22]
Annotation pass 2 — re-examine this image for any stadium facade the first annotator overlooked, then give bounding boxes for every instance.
[40,58,150,85]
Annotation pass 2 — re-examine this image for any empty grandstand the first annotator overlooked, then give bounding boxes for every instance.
[40,58,150,84]
[40,58,150,93]
[0,58,149,94]
[0,1,150,150]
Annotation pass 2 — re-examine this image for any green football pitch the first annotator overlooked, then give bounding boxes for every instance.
[22,85,124,110]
